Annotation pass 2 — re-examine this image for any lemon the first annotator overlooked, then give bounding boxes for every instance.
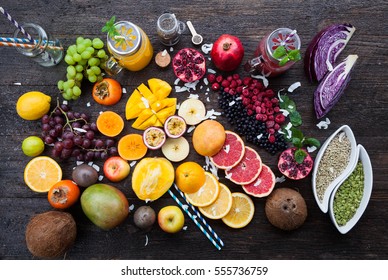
[16,91,51,120]
[22,136,45,157]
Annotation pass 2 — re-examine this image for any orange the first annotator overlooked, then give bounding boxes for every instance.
[199,183,233,219]
[222,192,255,229]
[175,161,206,194]
[24,156,62,193]
[118,134,148,161]
[192,120,225,156]
[96,111,124,137]
[185,172,220,207]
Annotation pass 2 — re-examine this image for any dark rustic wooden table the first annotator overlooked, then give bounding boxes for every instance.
[0,0,387,260]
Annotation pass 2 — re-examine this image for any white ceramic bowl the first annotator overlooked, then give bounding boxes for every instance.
[328,144,373,234]
[312,125,358,213]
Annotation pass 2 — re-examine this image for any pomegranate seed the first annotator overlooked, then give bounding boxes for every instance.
[207,74,216,83]
[268,134,276,143]
[233,73,240,80]
[216,75,223,83]
[221,80,230,88]
[211,82,220,91]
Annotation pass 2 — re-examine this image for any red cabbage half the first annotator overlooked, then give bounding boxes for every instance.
[314,54,358,119]
[305,24,356,82]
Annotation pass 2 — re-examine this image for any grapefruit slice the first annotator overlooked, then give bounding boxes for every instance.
[225,146,262,185]
[210,131,245,169]
[242,164,276,197]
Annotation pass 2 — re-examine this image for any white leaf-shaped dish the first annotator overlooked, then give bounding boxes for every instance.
[328,144,373,234]
[312,125,358,213]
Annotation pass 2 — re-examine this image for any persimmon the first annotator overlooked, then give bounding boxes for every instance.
[48,180,80,209]
[96,111,124,137]
[92,78,122,106]
[118,134,148,161]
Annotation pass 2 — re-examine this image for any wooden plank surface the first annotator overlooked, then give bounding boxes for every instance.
[0,0,387,260]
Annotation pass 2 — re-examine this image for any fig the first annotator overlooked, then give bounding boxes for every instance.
[133,206,156,230]
[25,211,77,259]
[265,188,307,231]
[72,164,98,187]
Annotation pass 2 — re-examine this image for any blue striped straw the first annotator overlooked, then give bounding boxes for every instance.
[173,184,224,247]
[0,7,57,65]
[1,36,47,45]
[168,189,221,250]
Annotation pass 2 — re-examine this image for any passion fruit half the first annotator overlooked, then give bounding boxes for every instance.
[143,127,166,150]
[164,115,187,138]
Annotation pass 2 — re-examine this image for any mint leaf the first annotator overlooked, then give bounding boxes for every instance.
[295,149,307,164]
[279,56,289,66]
[290,127,304,141]
[287,49,301,62]
[102,16,119,37]
[289,111,302,126]
[273,46,287,59]
[304,137,321,148]
[292,137,302,148]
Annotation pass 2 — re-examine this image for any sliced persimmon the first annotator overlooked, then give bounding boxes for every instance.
[118,134,148,161]
[96,111,124,137]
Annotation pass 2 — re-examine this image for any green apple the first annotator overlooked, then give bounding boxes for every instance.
[158,205,185,233]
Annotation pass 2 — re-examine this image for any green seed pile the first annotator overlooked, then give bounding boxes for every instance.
[333,161,364,226]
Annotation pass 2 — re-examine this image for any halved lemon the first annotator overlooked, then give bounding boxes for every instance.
[199,183,233,219]
[222,192,255,228]
[24,156,62,192]
[185,172,220,207]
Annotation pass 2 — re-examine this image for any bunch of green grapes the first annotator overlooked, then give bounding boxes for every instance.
[58,37,108,100]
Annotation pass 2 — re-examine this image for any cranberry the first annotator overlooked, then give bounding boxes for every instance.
[211,82,220,91]
[207,74,216,83]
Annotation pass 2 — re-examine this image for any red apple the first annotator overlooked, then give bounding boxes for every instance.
[103,156,130,182]
[158,206,185,233]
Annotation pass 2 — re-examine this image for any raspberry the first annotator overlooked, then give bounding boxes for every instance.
[268,134,276,143]
[216,75,224,83]
[207,74,216,84]
[275,114,286,124]
[211,82,220,91]
[221,80,230,88]
[232,73,240,80]
[230,80,237,88]
[243,77,252,85]
[266,120,275,128]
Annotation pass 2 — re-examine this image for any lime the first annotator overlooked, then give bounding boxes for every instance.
[22,136,45,157]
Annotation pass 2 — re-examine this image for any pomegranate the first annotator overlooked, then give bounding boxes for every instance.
[277,147,313,180]
[211,34,244,72]
[172,48,206,83]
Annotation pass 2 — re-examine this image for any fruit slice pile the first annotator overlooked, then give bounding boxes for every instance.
[125,78,176,130]
[210,130,276,197]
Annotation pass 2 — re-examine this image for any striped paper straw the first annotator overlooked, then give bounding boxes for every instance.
[0,6,57,64]
[173,184,224,247]
[0,41,63,50]
[0,36,50,45]
[168,189,221,250]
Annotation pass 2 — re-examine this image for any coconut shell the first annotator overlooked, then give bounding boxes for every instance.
[25,211,77,259]
[265,188,307,231]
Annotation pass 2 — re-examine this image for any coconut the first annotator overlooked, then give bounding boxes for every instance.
[265,188,307,231]
[25,211,77,259]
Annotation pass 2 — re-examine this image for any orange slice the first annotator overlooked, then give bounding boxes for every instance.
[24,156,62,193]
[185,172,220,207]
[199,183,233,219]
[222,192,255,228]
